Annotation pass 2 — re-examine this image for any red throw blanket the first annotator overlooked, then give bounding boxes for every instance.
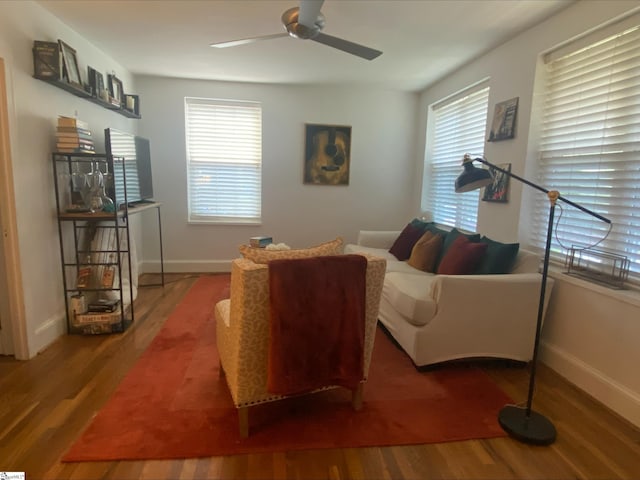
[267,254,367,396]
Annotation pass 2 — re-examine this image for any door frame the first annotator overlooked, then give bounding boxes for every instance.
[0,57,29,359]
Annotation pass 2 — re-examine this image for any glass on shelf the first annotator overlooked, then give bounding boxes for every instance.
[85,161,117,213]
[67,162,91,213]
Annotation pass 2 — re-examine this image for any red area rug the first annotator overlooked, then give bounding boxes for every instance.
[63,274,510,461]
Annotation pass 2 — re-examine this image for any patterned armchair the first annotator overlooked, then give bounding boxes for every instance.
[215,253,386,437]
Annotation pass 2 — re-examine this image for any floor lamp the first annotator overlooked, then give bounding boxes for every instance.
[454,153,611,445]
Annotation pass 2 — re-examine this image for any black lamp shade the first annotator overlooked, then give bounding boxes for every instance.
[455,161,493,193]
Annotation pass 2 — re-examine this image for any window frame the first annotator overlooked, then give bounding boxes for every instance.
[422,82,490,232]
[184,97,262,225]
[533,21,640,281]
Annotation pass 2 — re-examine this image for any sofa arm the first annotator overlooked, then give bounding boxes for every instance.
[357,230,400,249]
[429,273,553,324]
[430,272,545,301]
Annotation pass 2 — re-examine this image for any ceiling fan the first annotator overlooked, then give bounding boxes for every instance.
[209,0,382,61]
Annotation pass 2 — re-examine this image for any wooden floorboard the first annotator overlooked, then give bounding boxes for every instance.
[1,272,639,479]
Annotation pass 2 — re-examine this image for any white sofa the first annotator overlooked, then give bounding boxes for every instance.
[344,229,553,368]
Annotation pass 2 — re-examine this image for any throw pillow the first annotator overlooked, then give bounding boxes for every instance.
[436,227,482,268]
[239,237,344,264]
[424,223,449,238]
[475,236,520,274]
[410,218,433,232]
[388,223,425,261]
[437,235,488,275]
[407,231,444,272]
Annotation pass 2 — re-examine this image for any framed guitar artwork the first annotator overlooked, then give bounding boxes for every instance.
[304,124,352,185]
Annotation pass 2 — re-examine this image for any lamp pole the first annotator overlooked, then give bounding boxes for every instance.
[456,154,611,445]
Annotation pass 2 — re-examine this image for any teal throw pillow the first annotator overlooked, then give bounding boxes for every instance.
[475,236,520,274]
[424,223,449,238]
[410,218,433,232]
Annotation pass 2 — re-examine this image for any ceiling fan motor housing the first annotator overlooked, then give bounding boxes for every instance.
[282,7,325,39]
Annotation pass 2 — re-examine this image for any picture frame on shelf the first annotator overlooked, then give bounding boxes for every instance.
[87,66,105,99]
[32,40,61,80]
[107,74,124,107]
[58,40,82,88]
[124,94,140,115]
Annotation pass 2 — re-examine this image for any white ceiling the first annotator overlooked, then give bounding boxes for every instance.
[38,0,574,92]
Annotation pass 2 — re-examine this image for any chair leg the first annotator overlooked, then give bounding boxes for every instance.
[351,383,364,411]
[238,406,249,438]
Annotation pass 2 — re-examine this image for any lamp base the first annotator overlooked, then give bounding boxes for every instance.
[498,405,556,445]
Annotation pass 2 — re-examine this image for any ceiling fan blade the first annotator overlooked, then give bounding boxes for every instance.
[298,0,324,28]
[312,33,382,60]
[210,33,288,48]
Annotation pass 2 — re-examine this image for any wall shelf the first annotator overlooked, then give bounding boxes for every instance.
[35,76,141,119]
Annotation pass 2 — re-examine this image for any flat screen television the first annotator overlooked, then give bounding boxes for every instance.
[104,128,154,206]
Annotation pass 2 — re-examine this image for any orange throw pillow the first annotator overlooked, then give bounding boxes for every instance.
[407,231,443,273]
[437,235,487,275]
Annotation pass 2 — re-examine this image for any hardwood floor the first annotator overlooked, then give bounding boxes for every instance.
[1,273,639,479]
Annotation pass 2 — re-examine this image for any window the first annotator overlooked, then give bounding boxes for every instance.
[422,85,489,232]
[184,97,262,223]
[535,24,640,278]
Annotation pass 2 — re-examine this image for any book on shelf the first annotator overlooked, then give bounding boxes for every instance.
[87,298,120,313]
[57,115,89,130]
[56,146,95,154]
[56,126,92,136]
[56,137,94,147]
[33,41,61,81]
[56,132,93,142]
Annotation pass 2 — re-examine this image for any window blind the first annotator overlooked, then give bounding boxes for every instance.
[423,85,489,232]
[184,97,262,223]
[535,25,640,278]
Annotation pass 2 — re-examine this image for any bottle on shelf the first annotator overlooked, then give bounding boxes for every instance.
[101,253,116,289]
[86,161,104,212]
[77,254,93,289]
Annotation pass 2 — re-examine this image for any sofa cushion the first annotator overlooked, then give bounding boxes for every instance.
[388,223,425,261]
[239,237,343,264]
[437,235,488,275]
[407,231,443,273]
[382,272,437,326]
[410,218,433,231]
[475,236,520,274]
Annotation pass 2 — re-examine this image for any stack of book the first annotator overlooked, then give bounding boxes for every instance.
[56,116,95,154]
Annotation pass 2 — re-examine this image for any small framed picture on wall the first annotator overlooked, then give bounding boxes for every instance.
[482,163,511,202]
[488,97,518,142]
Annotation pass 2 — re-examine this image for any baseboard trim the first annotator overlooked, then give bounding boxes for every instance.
[541,340,640,428]
[34,312,66,357]
[140,260,231,273]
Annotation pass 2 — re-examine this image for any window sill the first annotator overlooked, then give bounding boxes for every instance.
[548,265,640,308]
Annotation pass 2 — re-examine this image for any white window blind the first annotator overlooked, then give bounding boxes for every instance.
[185,97,262,223]
[535,25,640,278]
[423,85,489,232]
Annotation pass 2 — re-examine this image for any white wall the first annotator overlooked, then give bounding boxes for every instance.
[0,1,139,357]
[136,76,418,272]
[417,0,640,427]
